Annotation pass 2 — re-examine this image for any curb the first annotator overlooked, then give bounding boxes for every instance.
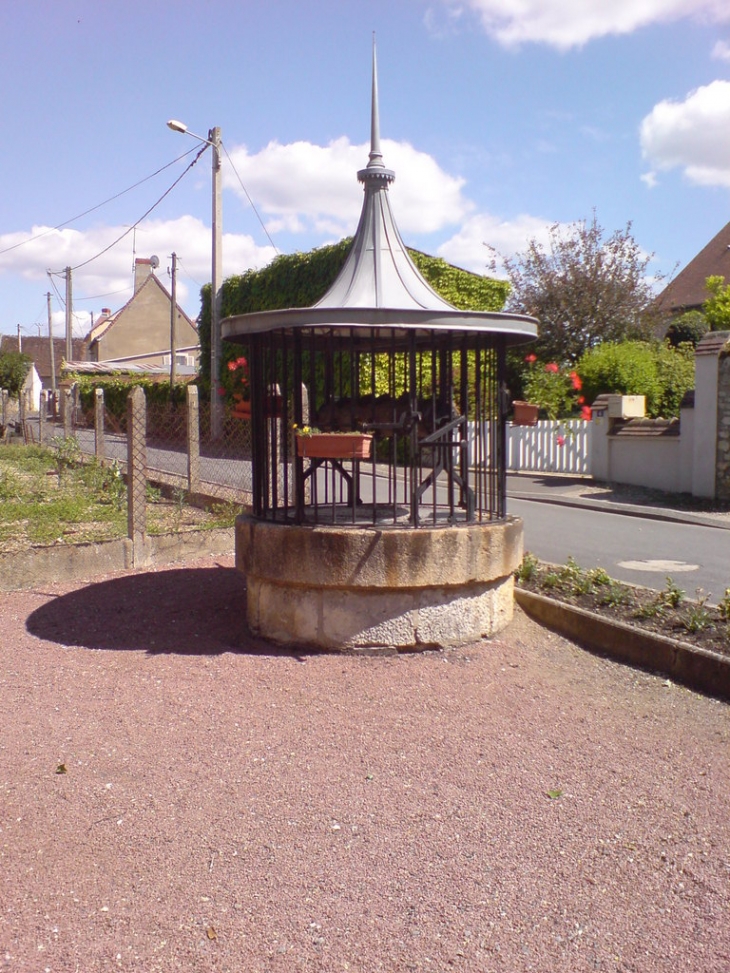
[0,528,234,591]
[508,490,730,530]
[515,587,730,703]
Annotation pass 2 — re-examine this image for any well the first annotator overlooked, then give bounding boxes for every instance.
[222,47,537,650]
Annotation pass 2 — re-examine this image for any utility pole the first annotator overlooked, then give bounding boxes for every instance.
[210,126,223,440]
[170,252,177,389]
[17,323,21,353]
[47,292,56,395]
[65,266,73,363]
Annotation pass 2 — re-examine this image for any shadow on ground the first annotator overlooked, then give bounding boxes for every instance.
[26,565,311,658]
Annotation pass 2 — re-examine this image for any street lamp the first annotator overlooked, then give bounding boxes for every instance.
[167,118,223,439]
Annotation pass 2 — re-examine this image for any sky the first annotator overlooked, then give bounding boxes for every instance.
[1,0,730,342]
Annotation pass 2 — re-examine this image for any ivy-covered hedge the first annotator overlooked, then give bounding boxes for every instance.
[197,239,510,386]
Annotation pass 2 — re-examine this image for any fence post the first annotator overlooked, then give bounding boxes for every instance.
[1,389,7,426]
[94,387,105,464]
[186,384,200,494]
[63,388,73,439]
[127,386,150,567]
[39,391,47,444]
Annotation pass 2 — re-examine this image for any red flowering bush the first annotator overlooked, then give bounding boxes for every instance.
[521,356,589,421]
[221,355,249,404]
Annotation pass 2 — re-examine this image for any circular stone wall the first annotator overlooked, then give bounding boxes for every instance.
[236,516,523,651]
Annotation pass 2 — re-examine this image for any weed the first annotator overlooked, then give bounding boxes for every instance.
[719,588,730,622]
[515,552,539,583]
[681,590,713,634]
[661,576,684,609]
[599,581,630,608]
[50,435,81,483]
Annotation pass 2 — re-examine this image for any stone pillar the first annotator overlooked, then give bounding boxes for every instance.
[692,331,730,498]
[186,384,200,494]
[127,386,149,566]
[94,388,105,464]
[717,347,730,501]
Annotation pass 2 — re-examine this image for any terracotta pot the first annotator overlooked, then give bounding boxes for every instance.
[296,433,373,459]
[512,401,539,426]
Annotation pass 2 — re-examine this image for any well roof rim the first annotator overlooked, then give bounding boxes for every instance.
[221,306,538,345]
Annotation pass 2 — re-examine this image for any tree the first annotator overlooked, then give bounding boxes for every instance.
[703,276,730,331]
[665,310,708,348]
[0,350,32,396]
[499,213,666,364]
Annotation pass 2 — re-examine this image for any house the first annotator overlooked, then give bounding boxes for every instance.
[0,335,87,391]
[84,257,199,370]
[655,219,730,317]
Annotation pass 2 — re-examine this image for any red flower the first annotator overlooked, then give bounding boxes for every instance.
[569,371,582,390]
[577,395,585,405]
[524,353,537,363]
[544,362,559,374]
[581,405,592,421]
[227,360,238,372]
[556,435,566,447]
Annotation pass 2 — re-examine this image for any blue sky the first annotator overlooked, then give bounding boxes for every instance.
[2,0,730,340]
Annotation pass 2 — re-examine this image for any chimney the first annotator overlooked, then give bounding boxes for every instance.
[134,257,154,293]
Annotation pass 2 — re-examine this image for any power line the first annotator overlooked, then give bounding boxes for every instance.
[221,141,279,253]
[0,145,200,258]
[49,144,208,275]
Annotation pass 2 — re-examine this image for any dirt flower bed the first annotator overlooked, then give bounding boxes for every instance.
[517,553,730,660]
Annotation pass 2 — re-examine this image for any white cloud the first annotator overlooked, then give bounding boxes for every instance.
[712,39,730,61]
[223,137,472,239]
[437,212,555,274]
[431,0,730,50]
[0,216,275,329]
[640,79,730,188]
[641,171,659,189]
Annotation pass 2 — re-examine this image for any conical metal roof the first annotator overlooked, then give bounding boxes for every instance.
[315,44,454,313]
[221,45,537,346]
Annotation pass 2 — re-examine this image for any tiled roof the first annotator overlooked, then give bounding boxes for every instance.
[655,220,730,315]
[0,335,88,379]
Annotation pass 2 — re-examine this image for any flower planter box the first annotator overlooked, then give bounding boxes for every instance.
[296,433,373,459]
[512,401,539,426]
[231,396,252,420]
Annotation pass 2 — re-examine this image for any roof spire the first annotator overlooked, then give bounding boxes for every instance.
[367,34,384,170]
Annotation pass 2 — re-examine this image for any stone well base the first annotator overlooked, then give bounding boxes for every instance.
[236,516,523,651]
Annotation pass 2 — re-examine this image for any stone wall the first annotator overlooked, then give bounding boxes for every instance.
[717,348,730,501]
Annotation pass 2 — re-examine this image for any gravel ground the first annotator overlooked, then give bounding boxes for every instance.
[2,554,729,972]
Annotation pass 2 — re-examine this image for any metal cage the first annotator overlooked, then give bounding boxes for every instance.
[236,324,510,527]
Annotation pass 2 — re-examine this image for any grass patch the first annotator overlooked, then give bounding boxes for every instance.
[0,442,238,554]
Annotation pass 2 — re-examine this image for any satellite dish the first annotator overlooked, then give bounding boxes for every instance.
[150,255,160,270]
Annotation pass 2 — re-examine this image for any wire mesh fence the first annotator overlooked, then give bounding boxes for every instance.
[4,386,254,506]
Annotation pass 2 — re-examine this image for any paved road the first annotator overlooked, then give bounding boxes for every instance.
[511,496,730,601]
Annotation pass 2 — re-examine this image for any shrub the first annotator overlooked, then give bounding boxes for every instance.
[577,340,694,418]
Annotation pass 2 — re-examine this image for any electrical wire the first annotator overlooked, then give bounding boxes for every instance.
[49,144,208,275]
[221,141,279,253]
[0,146,200,258]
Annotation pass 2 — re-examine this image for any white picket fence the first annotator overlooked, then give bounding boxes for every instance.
[467,419,591,475]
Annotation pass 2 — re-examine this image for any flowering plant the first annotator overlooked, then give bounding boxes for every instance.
[221,355,249,401]
[521,355,591,421]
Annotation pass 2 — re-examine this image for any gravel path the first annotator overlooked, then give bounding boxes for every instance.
[2,554,729,972]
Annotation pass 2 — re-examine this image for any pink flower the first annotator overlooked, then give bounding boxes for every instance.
[577,395,585,405]
[227,360,238,372]
[544,362,559,374]
[556,435,566,447]
[581,405,592,421]
[570,371,582,390]
[524,353,537,363]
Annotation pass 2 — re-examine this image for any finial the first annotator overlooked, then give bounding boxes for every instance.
[367,34,384,169]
